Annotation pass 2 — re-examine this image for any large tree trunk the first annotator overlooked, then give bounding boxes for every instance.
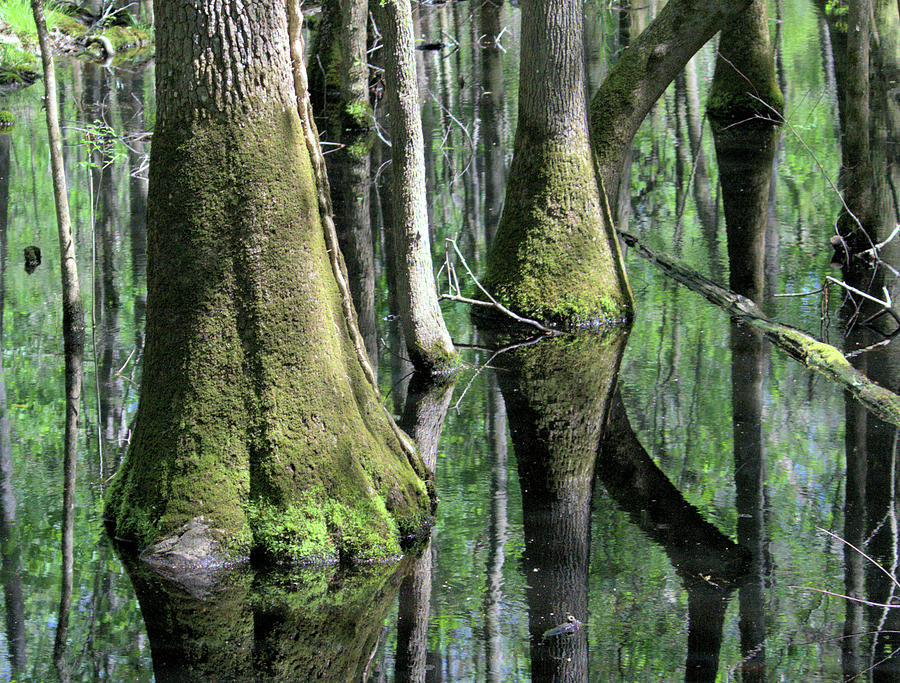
[376,0,457,374]
[483,0,632,326]
[105,0,431,566]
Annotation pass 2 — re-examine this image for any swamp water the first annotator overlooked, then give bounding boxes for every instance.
[0,0,897,679]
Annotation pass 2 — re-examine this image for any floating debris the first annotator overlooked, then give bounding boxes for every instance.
[542,615,583,639]
[24,245,41,274]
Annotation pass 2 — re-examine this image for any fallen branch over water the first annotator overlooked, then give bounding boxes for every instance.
[618,229,900,428]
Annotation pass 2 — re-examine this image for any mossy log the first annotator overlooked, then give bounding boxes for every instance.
[619,230,900,427]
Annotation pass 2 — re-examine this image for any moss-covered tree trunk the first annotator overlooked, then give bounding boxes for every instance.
[376,0,457,373]
[707,0,784,129]
[105,0,431,567]
[483,0,632,326]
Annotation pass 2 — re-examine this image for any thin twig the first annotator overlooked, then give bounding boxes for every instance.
[452,336,545,413]
[747,91,869,242]
[818,526,900,591]
[443,237,558,335]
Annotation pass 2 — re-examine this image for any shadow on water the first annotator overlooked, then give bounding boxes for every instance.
[597,389,751,682]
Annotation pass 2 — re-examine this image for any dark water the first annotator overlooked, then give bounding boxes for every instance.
[0,0,896,679]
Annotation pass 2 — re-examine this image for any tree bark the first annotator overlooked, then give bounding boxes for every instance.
[105,0,431,567]
[483,0,632,326]
[707,0,784,130]
[376,0,457,374]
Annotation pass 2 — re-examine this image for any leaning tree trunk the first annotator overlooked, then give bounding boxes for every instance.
[105,0,431,567]
[483,0,632,326]
[376,0,457,374]
[589,0,754,202]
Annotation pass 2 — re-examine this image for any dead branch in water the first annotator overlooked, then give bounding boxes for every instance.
[618,229,900,428]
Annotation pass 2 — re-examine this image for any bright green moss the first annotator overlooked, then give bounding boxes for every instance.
[483,135,632,326]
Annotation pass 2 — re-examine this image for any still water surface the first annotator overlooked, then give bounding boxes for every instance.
[0,0,894,679]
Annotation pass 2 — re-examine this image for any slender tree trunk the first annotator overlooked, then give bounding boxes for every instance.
[483,0,632,325]
[324,0,377,366]
[31,0,84,676]
[480,0,507,249]
[105,0,431,567]
[376,0,457,374]
[839,0,876,257]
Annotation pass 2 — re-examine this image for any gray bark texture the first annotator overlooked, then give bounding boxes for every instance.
[377,0,457,374]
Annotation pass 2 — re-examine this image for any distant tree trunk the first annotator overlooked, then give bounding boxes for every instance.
[681,58,720,266]
[327,0,377,366]
[309,0,340,132]
[483,0,633,325]
[479,0,507,249]
[839,0,876,257]
[589,0,755,198]
[105,0,431,566]
[376,0,457,374]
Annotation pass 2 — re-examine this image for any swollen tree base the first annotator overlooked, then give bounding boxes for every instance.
[484,138,632,326]
[105,0,433,566]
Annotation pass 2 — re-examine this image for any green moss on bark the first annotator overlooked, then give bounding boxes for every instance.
[706,0,784,128]
[483,135,632,326]
[105,103,431,565]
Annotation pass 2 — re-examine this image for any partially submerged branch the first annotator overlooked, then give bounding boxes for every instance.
[619,230,900,428]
